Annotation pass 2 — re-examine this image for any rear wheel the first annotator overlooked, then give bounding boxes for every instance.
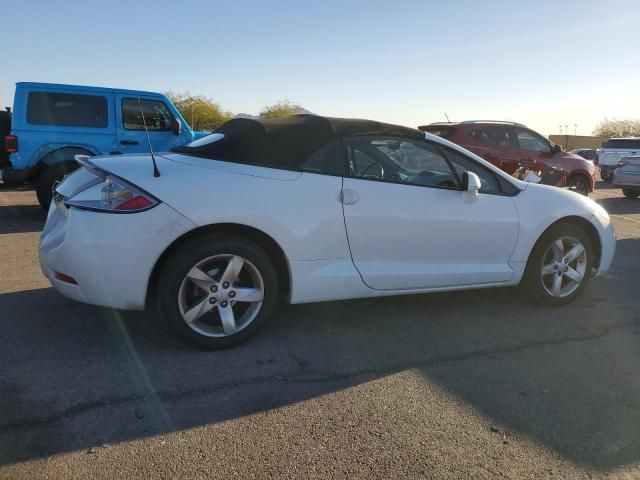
[567,175,590,196]
[622,188,640,199]
[35,161,80,209]
[157,234,279,349]
[523,223,594,305]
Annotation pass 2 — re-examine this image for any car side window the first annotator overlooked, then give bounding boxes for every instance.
[473,126,515,150]
[515,128,550,153]
[122,98,174,131]
[344,136,461,190]
[301,140,345,176]
[438,146,500,194]
[26,92,108,128]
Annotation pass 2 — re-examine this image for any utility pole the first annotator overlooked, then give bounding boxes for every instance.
[574,124,577,136]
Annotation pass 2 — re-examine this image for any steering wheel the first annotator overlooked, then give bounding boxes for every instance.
[362,162,384,179]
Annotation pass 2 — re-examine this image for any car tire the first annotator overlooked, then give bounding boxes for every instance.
[622,188,640,199]
[567,175,589,196]
[600,168,612,182]
[522,223,594,306]
[157,234,279,349]
[35,161,80,210]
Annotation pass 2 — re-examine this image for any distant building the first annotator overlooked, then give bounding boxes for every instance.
[549,134,609,150]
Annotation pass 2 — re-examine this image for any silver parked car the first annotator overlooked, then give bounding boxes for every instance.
[613,156,640,198]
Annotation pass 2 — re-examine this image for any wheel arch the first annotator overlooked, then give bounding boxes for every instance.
[30,146,96,180]
[526,215,602,272]
[146,223,292,309]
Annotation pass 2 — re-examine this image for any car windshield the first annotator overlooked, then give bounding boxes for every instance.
[602,139,640,149]
[182,132,225,148]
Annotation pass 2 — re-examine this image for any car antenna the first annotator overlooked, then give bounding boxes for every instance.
[137,97,160,177]
[444,112,451,122]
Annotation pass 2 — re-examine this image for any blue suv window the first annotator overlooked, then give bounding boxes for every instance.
[27,92,108,128]
[122,98,174,131]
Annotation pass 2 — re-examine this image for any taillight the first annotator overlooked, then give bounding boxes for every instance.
[115,195,154,210]
[5,135,17,153]
[617,160,627,167]
[64,174,160,213]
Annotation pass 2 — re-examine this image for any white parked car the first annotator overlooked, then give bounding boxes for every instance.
[598,138,640,181]
[40,115,616,349]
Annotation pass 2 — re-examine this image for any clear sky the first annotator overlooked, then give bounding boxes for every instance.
[2,0,639,136]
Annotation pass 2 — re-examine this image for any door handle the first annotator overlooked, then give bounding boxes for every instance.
[120,140,139,146]
[340,189,359,205]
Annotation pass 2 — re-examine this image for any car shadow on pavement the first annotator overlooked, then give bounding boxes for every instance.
[596,196,640,216]
[1,239,639,471]
[0,204,45,234]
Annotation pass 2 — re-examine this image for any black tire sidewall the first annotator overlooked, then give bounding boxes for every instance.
[157,234,279,349]
[622,188,640,199]
[568,176,589,195]
[523,223,594,306]
[35,161,80,209]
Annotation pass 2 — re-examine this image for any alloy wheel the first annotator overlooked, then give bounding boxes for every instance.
[178,254,264,337]
[540,236,588,298]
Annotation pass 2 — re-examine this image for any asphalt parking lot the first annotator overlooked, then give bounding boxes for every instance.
[1,180,639,479]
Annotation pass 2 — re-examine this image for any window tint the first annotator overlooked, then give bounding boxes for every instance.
[122,98,174,130]
[516,129,550,152]
[345,136,460,189]
[472,127,515,150]
[439,147,500,194]
[27,92,108,128]
[301,140,345,176]
[603,139,640,149]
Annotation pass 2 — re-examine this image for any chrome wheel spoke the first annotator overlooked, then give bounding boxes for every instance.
[565,266,584,283]
[183,297,213,324]
[218,305,238,335]
[179,253,264,338]
[233,287,264,303]
[221,256,244,285]
[187,267,216,292]
[551,239,564,258]
[541,264,556,276]
[551,274,562,296]
[564,243,585,263]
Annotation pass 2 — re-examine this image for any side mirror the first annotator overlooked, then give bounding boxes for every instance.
[169,118,181,135]
[551,144,562,154]
[462,171,481,203]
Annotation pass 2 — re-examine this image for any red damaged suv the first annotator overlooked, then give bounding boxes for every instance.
[418,121,596,195]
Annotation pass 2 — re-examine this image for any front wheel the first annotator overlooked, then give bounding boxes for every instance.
[567,176,590,196]
[622,188,640,199]
[157,234,279,349]
[600,168,612,182]
[522,223,594,305]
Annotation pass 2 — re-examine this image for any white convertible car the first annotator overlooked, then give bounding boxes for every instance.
[40,115,616,348]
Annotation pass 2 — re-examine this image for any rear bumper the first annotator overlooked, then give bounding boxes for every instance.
[39,202,196,310]
[612,170,640,189]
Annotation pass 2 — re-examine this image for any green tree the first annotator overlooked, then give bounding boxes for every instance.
[593,119,640,137]
[165,91,233,131]
[259,100,305,119]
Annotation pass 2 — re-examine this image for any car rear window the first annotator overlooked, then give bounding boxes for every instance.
[418,126,455,139]
[602,139,640,149]
[26,92,108,128]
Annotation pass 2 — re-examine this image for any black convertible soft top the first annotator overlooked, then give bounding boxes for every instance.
[173,114,423,170]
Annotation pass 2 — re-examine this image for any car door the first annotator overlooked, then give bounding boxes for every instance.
[341,135,520,291]
[116,95,187,154]
[471,126,521,173]
[513,127,556,170]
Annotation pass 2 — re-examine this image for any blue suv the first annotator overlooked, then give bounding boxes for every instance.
[2,82,204,208]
